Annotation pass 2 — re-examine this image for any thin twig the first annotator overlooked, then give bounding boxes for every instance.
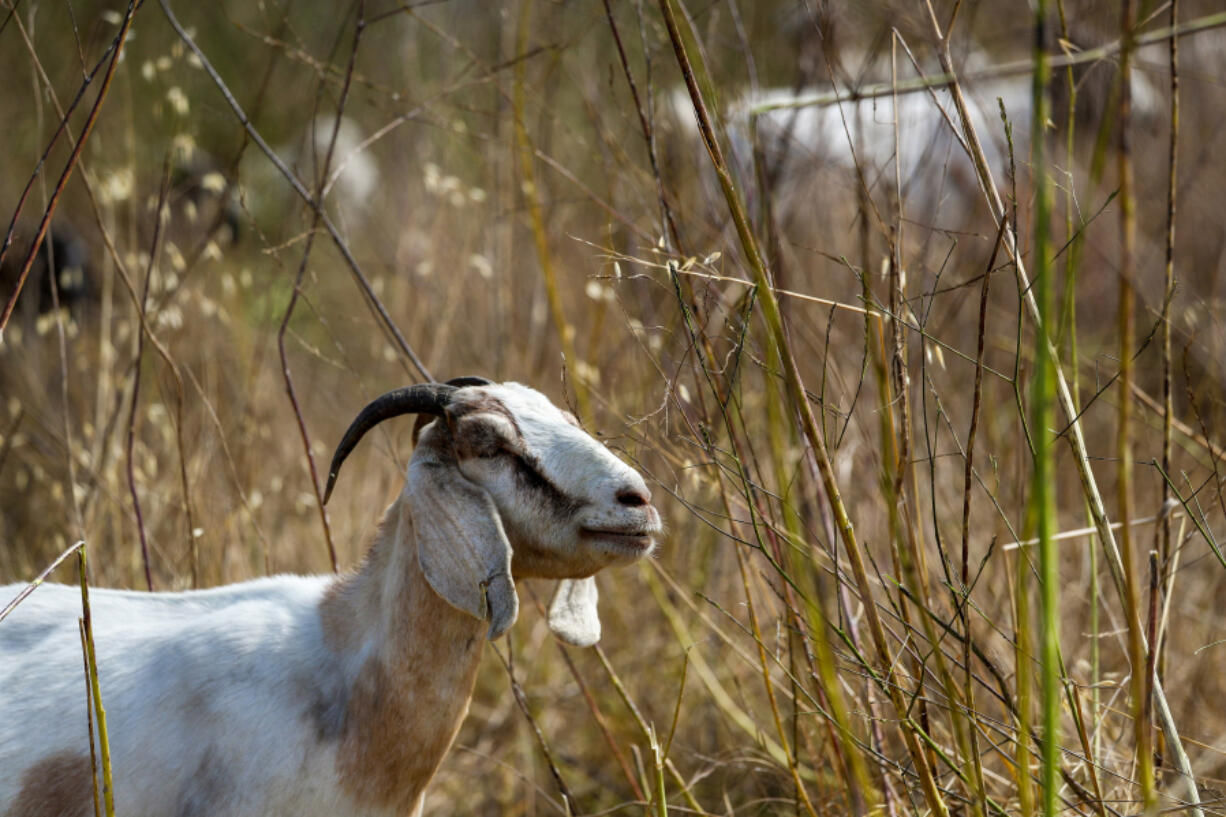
[493,639,578,815]
[275,2,367,573]
[126,162,174,591]
[1159,0,1180,689]
[0,539,85,624]
[958,212,1005,817]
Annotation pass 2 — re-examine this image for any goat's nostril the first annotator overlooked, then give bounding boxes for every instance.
[616,487,650,507]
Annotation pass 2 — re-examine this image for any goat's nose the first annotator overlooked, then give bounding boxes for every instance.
[616,484,651,507]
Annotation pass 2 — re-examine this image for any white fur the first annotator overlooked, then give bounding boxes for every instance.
[0,577,359,816]
[0,382,660,817]
[463,384,657,571]
[239,115,377,229]
[668,54,1163,222]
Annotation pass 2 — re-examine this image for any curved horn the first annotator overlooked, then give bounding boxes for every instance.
[323,384,457,504]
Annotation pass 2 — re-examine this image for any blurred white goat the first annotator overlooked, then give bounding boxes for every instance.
[668,48,1163,225]
[240,114,378,232]
[0,378,661,817]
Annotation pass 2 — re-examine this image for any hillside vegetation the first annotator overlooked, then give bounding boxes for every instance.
[3,1,1226,814]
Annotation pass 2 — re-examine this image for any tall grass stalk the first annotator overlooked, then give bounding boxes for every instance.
[1053,0,1103,775]
[920,6,1203,809]
[657,2,942,814]
[77,619,101,817]
[1116,3,1156,811]
[1028,4,1061,816]
[77,546,115,817]
[647,724,668,817]
[1013,549,1035,817]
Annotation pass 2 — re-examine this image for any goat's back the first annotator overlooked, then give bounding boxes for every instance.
[0,577,370,817]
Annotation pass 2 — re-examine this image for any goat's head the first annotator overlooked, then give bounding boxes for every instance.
[324,378,661,646]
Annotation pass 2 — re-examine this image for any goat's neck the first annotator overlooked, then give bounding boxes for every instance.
[320,496,486,813]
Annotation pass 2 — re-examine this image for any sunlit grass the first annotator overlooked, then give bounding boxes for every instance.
[3,1,1226,814]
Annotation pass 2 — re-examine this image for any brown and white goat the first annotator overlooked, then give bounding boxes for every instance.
[0,379,661,817]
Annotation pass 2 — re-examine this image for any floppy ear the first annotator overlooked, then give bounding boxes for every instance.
[407,444,518,640]
[547,577,600,647]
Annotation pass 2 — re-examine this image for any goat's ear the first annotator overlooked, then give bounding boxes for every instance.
[547,577,600,647]
[407,447,518,640]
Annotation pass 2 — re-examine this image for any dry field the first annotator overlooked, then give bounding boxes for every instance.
[3,0,1226,814]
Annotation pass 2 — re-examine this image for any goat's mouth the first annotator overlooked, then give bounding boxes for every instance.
[580,527,656,554]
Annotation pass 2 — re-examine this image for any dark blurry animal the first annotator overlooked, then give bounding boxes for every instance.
[0,223,97,325]
[170,155,242,248]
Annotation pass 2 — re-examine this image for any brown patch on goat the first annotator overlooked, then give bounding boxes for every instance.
[335,650,478,812]
[320,499,487,812]
[446,395,524,446]
[7,751,92,817]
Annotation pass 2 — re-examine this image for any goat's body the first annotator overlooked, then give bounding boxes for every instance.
[0,577,359,816]
[0,502,484,817]
[0,381,659,816]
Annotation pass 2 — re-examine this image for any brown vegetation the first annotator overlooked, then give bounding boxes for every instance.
[3,0,1226,814]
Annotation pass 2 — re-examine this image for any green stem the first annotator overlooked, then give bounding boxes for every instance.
[78,546,115,817]
[1029,6,1060,817]
[657,2,939,814]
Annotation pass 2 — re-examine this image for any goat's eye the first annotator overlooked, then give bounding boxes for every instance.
[472,437,510,459]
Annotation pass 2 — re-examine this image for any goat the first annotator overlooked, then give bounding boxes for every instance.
[240,115,378,235]
[666,48,1163,229]
[0,222,96,327]
[170,152,243,249]
[0,378,661,817]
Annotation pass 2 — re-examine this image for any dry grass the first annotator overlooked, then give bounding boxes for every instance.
[4,0,1226,814]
